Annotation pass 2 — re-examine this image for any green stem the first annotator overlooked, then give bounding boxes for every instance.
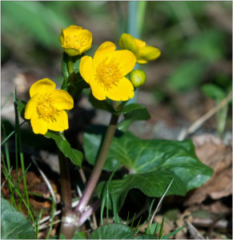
[67,58,75,84]
[75,113,119,215]
[58,150,77,239]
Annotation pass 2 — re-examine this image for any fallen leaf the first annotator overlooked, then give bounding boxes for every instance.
[184,135,232,206]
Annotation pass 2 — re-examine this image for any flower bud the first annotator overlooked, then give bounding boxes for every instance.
[59,25,92,56]
[129,69,146,88]
[119,33,161,64]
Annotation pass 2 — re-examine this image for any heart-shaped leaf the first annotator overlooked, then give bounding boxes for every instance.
[84,125,213,211]
[1,198,35,239]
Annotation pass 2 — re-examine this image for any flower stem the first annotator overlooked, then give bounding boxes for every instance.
[75,113,119,215]
[58,150,77,239]
[67,58,75,84]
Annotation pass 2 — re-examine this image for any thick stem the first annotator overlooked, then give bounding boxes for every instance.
[58,150,77,239]
[75,114,119,215]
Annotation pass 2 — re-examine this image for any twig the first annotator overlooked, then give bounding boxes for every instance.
[31,156,56,203]
[185,219,205,239]
[178,91,232,141]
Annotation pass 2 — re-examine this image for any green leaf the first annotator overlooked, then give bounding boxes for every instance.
[202,84,226,101]
[89,223,135,239]
[167,60,206,92]
[2,2,70,48]
[89,94,115,113]
[118,103,150,131]
[1,197,35,239]
[17,99,26,119]
[87,128,213,211]
[184,30,226,62]
[72,231,87,239]
[46,131,83,167]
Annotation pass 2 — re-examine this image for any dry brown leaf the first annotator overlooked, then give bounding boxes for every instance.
[184,135,232,206]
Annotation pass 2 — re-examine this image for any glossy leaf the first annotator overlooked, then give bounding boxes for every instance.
[118,103,150,131]
[89,223,135,239]
[46,131,83,167]
[84,126,213,210]
[1,198,35,239]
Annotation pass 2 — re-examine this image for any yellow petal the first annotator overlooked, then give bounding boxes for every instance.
[80,56,95,84]
[138,46,161,64]
[24,96,38,119]
[89,78,107,101]
[31,114,48,135]
[135,38,146,49]
[94,41,116,65]
[119,33,138,56]
[51,90,74,110]
[47,111,69,132]
[30,79,56,97]
[78,29,93,53]
[106,77,134,101]
[110,50,136,76]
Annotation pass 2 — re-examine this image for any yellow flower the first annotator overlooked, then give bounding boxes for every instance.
[80,41,136,101]
[119,33,161,64]
[24,78,74,135]
[59,25,92,56]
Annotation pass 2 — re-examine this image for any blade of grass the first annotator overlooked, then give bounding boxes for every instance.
[3,169,34,222]
[135,199,156,235]
[149,179,174,225]
[13,89,30,218]
[161,226,185,239]
[1,121,25,146]
[2,126,17,207]
[46,200,56,239]
[158,217,164,239]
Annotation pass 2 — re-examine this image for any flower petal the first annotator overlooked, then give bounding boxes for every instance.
[30,79,56,97]
[110,50,136,76]
[106,77,134,101]
[119,33,138,56]
[31,114,48,135]
[51,90,74,110]
[89,78,107,101]
[80,56,95,84]
[135,38,146,49]
[24,95,38,119]
[47,111,69,132]
[94,41,116,66]
[138,46,161,64]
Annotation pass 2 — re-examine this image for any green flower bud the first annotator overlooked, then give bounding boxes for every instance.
[129,69,146,88]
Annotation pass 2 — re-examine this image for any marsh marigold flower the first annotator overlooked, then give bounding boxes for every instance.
[59,25,92,56]
[119,33,161,64]
[80,41,136,101]
[24,78,74,135]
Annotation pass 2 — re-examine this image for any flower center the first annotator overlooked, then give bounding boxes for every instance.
[96,58,123,90]
[37,95,58,122]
